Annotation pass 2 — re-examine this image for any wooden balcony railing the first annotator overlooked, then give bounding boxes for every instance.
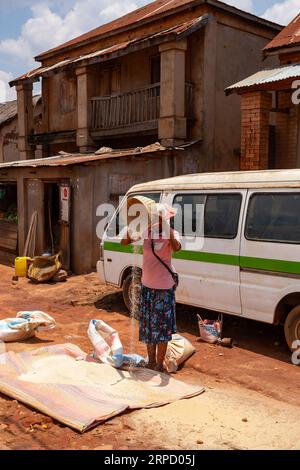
[90,82,194,135]
[90,83,160,133]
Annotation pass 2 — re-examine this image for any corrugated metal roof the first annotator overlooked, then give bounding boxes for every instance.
[226,63,300,94]
[0,96,40,128]
[0,143,167,169]
[264,12,300,53]
[36,0,281,61]
[10,16,208,86]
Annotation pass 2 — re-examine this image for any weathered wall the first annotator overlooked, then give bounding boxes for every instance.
[275,90,299,169]
[48,71,77,132]
[213,18,279,172]
[0,119,18,163]
[0,100,43,163]
[0,153,177,273]
[77,153,176,272]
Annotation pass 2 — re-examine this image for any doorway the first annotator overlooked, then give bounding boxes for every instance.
[44,182,71,271]
[0,182,18,265]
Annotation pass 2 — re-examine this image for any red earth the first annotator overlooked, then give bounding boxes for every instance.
[0,265,299,450]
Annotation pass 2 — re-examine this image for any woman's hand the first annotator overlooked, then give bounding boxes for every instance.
[121,228,141,246]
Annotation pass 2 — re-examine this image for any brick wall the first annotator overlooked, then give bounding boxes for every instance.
[240,91,272,170]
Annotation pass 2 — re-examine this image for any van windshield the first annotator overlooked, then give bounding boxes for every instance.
[107,192,161,237]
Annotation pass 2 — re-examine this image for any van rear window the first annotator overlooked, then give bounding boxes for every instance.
[245,193,300,244]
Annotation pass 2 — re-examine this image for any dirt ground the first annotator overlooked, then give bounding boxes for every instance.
[0,264,300,450]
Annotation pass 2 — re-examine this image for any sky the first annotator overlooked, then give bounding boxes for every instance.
[0,0,299,102]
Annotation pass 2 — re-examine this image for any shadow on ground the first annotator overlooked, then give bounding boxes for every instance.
[95,290,291,364]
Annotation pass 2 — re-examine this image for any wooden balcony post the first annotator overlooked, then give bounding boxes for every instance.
[158,39,187,147]
[16,82,35,160]
[240,91,272,170]
[76,66,97,153]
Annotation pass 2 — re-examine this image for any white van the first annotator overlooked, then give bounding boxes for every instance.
[97,169,300,349]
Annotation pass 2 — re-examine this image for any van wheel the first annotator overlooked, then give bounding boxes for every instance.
[122,271,141,316]
[284,306,300,350]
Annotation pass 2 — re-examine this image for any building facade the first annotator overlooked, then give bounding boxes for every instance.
[10,0,280,172]
[0,97,42,163]
[227,12,300,170]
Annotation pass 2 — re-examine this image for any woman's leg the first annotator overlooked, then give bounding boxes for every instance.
[156,342,168,371]
[147,343,157,369]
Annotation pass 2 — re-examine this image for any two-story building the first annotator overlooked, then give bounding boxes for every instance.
[10,0,280,171]
[227,12,300,170]
[3,0,281,273]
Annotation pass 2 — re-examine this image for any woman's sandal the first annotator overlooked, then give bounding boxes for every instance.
[147,361,157,370]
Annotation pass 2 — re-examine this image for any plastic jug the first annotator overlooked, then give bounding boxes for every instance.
[14,257,31,277]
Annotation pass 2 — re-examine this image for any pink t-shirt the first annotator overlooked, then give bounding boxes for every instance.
[141,229,181,290]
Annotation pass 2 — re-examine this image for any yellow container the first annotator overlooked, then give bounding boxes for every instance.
[14,257,31,277]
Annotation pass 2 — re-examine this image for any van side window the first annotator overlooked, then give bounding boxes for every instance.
[204,194,242,239]
[245,193,300,244]
[173,194,206,236]
[172,193,241,238]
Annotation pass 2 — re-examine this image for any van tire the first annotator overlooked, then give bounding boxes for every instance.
[284,305,300,350]
[123,273,133,312]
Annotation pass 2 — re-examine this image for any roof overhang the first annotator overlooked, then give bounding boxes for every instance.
[10,15,209,88]
[225,63,300,95]
[35,0,281,63]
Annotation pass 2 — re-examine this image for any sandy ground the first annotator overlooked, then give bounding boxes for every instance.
[0,265,300,450]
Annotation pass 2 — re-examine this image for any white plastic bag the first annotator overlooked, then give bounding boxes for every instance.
[88,319,146,369]
[164,334,196,373]
[197,314,222,344]
[0,311,56,342]
[88,319,124,368]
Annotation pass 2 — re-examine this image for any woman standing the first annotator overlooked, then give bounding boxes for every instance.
[121,203,181,372]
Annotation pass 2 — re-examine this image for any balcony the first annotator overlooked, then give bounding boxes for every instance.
[89,82,194,138]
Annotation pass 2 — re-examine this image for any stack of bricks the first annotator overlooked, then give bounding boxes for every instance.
[240,91,272,171]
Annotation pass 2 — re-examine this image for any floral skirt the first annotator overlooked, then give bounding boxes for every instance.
[139,284,176,344]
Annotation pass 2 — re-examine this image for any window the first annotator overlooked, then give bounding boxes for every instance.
[204,194,242,239]
[245,193,300,244]
[172,193,242,239]
[107,192,161,237]
[150,56,161,84]
[172,194,206,236]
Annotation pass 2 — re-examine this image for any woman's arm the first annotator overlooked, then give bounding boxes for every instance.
[170,228,181,252]
[120,229,141,246]
[121,229,133,246]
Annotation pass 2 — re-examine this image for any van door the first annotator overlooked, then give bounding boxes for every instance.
[240,189,300,323]
[165,190,246,315]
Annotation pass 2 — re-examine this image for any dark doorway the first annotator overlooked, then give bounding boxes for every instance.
[150,55,161,85]
[44,182,71,271]
[44,183,60,256]
[0,182,18,265]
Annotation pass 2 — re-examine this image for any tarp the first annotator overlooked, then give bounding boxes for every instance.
[0,343,204,432]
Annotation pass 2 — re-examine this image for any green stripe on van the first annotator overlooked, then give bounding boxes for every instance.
[172,250,239,266]
[103,241,300,275]
[104,241,143,255]
[240,256,300,275]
